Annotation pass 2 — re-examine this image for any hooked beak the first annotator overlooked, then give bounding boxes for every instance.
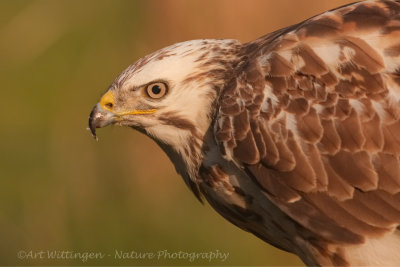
[89,90,117,140]
[88,103,115,140]
[88,90,156,140]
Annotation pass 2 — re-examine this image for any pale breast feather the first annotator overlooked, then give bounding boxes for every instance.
[215,0,400,246]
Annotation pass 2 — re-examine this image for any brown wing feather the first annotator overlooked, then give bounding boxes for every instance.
[215,0,400,244]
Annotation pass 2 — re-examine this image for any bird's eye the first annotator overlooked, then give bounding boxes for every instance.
[145,82,168,99]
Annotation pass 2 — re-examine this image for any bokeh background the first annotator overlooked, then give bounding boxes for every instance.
[0,0,354,266]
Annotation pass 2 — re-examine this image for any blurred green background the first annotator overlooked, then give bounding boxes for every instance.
[0,0,353,266]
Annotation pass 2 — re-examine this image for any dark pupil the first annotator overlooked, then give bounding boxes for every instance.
[151,85,161,95]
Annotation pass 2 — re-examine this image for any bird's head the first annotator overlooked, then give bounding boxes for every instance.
[89,39,241,176]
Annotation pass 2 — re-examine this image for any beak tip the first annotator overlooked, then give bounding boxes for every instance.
[87,124,98,141]
[88,103,114,141]
[89,128,98,141]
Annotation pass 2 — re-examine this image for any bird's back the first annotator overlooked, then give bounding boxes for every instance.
[212,0,400,265]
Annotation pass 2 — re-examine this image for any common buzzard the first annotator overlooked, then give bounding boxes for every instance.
[89,1,400,265]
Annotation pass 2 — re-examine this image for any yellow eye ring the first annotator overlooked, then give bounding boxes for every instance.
[145,82,168,99]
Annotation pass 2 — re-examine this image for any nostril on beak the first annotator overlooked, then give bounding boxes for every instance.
[99,90,116,112]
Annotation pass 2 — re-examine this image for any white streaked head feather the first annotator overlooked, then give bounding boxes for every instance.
[109,39,241,179]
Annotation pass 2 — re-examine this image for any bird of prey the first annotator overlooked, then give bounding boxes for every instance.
[89,1,400,266]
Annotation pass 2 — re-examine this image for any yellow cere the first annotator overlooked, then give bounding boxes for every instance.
[99,90,115,112]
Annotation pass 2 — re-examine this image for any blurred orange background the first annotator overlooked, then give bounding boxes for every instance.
[0,0,354,265]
